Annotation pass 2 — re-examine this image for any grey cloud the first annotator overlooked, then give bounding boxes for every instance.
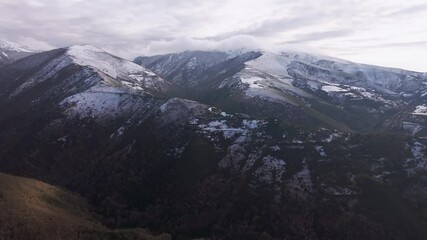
[0,0,426,71]
[352,41,427,49]
[282,30,353,44]
[210,13,328,40]
[386,4,427,17]
[143,35,264,55]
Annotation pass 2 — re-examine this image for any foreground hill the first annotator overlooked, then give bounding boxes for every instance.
[0,172,170,240]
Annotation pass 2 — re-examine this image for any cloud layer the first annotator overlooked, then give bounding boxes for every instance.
[0,0,426,71]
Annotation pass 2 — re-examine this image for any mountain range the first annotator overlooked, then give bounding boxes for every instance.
[0,40,426,240]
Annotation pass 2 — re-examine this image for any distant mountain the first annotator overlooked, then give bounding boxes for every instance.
[0,39,35,65]
[135,50,427,131]
[0,45,426,239]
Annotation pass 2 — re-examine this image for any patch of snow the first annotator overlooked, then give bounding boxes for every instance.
[159,101,170,113]
[68,45,121,78]
[344,92,358,97]
[60,85,149,121]
[270,145,281,151]
[189,118,199,125]
[110,126,126,138]
[245,52,292,78]
[242,119,262,129]
[220,143,248,170]
[198,120,246,139]
[321,85,348,92]
[350,86,366,91]
[405,141,427,175]
[411,141,424,159]
[57,135,68,143]
[186,57,198,69]
[359,91,376,99]
[412,105,427,116]
[240,75,264,89]
[208,120,228,128]
[402,122,423,136]
[291,159,313,193]
[315,145,327,157]
[254,155,286,183]
[67,45,161,91]
[219,134,253,170]
[323,132,341,142]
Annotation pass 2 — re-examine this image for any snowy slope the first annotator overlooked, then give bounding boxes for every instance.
[8,45,171,97]
[0,39,35,64]
[67,45,170,93]
[0,39,33,53]
[280,51,426,94]
[59,46,171,120]
[236,52,313,105]
[1,45,171,122]
[136,49,427,132]
[230,50,426,108]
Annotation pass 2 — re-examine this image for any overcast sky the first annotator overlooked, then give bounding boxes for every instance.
[1,0,426,71]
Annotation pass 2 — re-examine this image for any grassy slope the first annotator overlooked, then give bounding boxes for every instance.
[0,172,170,240]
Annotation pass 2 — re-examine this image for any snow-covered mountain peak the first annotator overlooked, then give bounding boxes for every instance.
[241,50,427,94]
[65,45,171,95]
[0,39,34,53]
[68,44,104,53]
[0,39,36,65]
[66,44,155,79]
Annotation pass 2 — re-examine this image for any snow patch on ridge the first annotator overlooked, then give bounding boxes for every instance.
[245,52,292,78]
[67,45,169,94]
[412,105,427,116]
[60,84,151,121]
[321,85,348,93]
[67,45,142,79]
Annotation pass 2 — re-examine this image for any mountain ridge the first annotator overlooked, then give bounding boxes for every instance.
[0,39,35,65]
[0,40,426,239]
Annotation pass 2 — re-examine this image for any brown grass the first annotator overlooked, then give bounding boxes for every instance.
[0,172,170,240]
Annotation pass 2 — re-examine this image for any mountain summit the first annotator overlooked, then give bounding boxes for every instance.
[0,39,34,65]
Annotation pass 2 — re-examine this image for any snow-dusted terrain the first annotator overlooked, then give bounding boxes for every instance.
[413,105,427,116]
[2,44,173,122]
[0,39,34,64]
[1,42,427,240]
[236,51,426,105]
[67,45,171,93]
[0,39,33,53]
[136,49,427,133]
